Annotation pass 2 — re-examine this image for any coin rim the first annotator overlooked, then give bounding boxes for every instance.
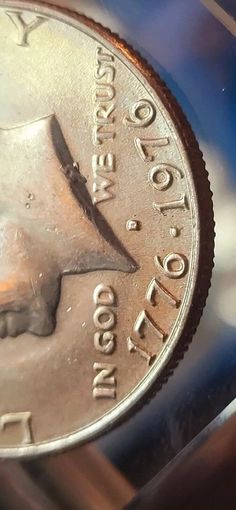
[0,0,214,458]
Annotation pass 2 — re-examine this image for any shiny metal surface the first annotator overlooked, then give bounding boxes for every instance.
[0,0,234,506]
[89,0,236,488]
[0,1,213,457]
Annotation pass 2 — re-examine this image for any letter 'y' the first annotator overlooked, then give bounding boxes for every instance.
[6,11,46,47]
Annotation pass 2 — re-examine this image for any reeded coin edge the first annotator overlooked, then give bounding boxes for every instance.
[0,0,215,457]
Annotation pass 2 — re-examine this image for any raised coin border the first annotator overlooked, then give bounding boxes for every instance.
[0,0,214,458]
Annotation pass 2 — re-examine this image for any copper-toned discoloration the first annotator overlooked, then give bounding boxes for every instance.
[0,115,136,338]
[0,0,214,458]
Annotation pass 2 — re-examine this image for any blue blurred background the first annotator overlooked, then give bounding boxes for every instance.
[76,0,236,487]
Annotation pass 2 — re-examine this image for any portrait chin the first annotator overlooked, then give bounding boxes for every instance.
[0,114,137,338]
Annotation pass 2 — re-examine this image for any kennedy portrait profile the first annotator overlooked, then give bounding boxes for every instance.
[0,115,137,338]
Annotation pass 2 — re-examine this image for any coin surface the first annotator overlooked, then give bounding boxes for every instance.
[0,0,214,457]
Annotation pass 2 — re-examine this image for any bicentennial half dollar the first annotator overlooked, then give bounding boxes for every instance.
[0,0,214,457]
